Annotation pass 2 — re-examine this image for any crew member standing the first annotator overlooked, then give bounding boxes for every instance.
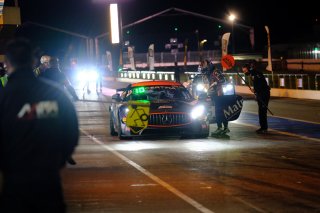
[242,63,271,133]
[39,57,79,101]
[209,68,229,135]
[0,38,79,213]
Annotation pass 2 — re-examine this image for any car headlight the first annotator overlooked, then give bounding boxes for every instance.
[191,105,205,119]
[196,84,204,91]
[222,84,235,95]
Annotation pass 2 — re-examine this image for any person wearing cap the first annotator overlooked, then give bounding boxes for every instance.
[34,55,50,76]
[242,62,271,134]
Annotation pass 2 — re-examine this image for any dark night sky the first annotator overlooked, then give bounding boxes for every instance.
[6,0,319,57]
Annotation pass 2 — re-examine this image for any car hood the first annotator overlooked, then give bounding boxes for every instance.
[148,99,198,112]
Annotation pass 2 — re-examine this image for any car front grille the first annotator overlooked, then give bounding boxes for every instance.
[148,113,191,127]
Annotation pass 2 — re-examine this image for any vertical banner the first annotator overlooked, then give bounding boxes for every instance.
[222,33,231,57]
[184,39,188,66]
[250,28,255,50]
[106,51,113,72]
[265,26,273,72]
[110,3,120,44]
[221,33,231,71]
[128,46,136,70]
[148,44,155,71]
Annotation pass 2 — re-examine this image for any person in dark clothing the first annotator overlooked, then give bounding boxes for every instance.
[174,61,180,82]
[209,68,229,135]
[242,63,271,133]
[0,38,79,213]
[39,57,78,165]
[40,57,79,101]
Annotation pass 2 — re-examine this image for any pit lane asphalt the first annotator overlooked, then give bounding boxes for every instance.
[61,80,320,213]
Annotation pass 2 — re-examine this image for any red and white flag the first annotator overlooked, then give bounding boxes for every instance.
[221,33,231,71]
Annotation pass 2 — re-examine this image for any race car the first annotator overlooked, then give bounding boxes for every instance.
[109,80,210,139]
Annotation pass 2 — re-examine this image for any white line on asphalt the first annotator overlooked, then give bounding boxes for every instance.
[236,122,320,142]
[234,197,267,213]
[81,129,215,213]
[242,110,320,125]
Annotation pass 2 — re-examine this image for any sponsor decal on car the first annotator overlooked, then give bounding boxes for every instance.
[158,105,173,109]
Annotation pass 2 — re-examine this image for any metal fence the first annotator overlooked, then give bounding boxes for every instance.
[118,71,320,91]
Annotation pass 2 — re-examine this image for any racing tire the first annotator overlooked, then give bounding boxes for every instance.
[118,116,127,140]
[110,116,118,136]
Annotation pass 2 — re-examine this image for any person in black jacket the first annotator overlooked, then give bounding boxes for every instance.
[242,63,271,133]
[39,57,79,101]
[209,68,229,135]
[0,38,79,213]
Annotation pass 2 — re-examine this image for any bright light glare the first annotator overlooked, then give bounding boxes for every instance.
[185,142,231,152]
[222,84,234,95]
[115,142,159,151]
[229,14,236,22]
[88,70,98,81]
[76,67,98,82]
[200,39,207,44]
[77,71,86,81]
[196,84,205,91]
[191,105,205,119]
[110,3,120,44]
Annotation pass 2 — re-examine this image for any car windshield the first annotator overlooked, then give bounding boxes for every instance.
[128,86,193,101]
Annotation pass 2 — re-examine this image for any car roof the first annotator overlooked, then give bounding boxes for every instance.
[132,81,182,87]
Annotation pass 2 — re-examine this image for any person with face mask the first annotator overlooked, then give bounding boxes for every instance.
[242,62,271,134]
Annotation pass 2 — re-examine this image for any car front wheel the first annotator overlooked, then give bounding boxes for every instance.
[110,116,118,136]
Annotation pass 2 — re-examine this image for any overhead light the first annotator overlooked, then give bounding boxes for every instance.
[110,3,120,44]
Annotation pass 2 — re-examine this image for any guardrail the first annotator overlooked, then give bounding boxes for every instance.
[118,71,320,91]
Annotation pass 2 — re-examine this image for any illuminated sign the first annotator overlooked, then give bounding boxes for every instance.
[133,87,146,94]
[110,3,120,44]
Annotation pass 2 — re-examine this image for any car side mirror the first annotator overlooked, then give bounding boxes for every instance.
[112,94,121,101]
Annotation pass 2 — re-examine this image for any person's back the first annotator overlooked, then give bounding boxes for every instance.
[39,57,79,101]
[40,67,67,88]
[0,38,79,213]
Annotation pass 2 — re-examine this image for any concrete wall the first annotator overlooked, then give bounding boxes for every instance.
[286,59,320,72]
[236,86,320,100]
[116,77,320,100]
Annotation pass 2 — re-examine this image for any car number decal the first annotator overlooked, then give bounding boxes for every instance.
[126,100,151,134]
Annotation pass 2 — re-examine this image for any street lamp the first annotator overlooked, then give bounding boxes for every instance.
[228,14,236,54]
[199,39,207,61]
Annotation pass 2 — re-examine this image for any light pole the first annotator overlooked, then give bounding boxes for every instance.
[228,14,236,54]
[199,39,207,61]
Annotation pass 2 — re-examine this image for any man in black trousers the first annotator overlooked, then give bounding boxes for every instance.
[242,63,271,134]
